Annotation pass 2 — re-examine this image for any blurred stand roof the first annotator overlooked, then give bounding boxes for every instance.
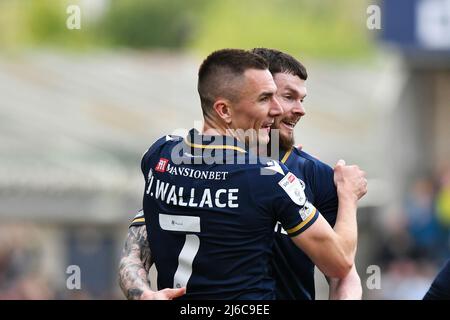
[381,0,450,69]
[0,51,401,223]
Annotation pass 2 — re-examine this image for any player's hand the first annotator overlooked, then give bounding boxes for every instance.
[140,287,186,300]
[333,159,367,202]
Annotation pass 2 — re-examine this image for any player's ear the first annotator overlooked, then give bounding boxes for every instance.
[213,99,232,124]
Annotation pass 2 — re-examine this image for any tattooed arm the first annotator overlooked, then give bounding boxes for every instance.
[118,225,153,299]
[118,225,185,300]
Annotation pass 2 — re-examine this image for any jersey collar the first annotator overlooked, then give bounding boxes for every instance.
[279,147,294,164]
[185,128,247,154]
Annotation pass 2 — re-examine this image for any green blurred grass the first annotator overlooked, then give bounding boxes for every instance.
[192,0,374,60]
[0,0,375,60]
[0,0,97,52]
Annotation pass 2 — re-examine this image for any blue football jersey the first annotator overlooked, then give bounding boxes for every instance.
[137,129,320,299]
[272,147,338,300]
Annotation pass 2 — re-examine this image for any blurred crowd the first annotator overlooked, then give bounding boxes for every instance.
[373,166,450,299]
[0,224,121,300]
[2,167,449,300]
[0,225,54,299]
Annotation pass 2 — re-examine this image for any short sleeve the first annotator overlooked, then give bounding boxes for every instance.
[255,160,320,237]
[305,157,338,227]
[272,171,320,237]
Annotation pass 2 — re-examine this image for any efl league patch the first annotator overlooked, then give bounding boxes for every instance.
[299,201,315,221]
[155,158,169,172]
[278,172,307,206]
[298,178,305,190]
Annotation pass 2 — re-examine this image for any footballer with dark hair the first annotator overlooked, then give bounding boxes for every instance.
[118,49,367,300]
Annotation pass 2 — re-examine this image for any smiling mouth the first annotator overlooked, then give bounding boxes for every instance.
[281,120,296,130]
[261,122,274,132]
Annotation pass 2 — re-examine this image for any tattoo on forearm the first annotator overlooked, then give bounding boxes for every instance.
[118,225,153,300]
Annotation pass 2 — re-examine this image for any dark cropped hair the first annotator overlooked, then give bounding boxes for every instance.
[250,48,307,80]
[198,49,268,116]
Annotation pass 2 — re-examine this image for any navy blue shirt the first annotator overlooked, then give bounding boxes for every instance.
[272,147,338,300]
[134,129,320,299]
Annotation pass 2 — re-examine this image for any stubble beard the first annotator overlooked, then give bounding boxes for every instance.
[268,127,294,157]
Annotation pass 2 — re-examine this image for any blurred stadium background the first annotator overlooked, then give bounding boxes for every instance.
[0,0,449,299]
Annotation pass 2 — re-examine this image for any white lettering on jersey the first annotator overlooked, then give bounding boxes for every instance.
[146,169,154,195]
[215,189,227,208]
[166,185,177,205]
[188,189,198,207]
[155,180,169,201]
[165,164,228,181]
[150,179,239,209]
[278,172,307,206]
[199,188,213,208]
[178,187,188,207]
[228,189,239,208]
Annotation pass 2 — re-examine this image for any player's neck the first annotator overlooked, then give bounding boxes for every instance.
[202,118,235,139]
